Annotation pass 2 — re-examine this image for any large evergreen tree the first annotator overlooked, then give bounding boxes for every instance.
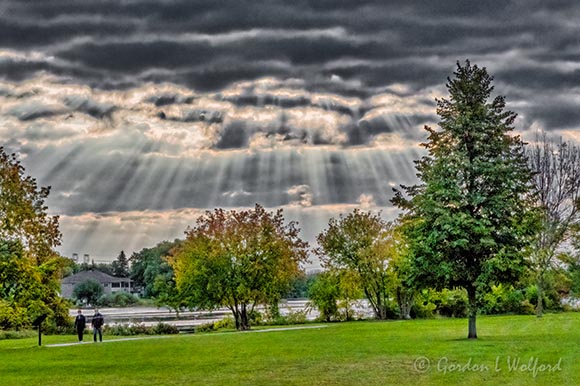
[393,61,538,339]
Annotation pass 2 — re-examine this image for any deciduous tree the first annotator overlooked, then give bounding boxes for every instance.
[171,204,308,330]
[72,279,104,305]
[527,133,580,316]
[130,240,181,298]
[316,210,398,320]
[0,147,61,263]
[0,148,68,329]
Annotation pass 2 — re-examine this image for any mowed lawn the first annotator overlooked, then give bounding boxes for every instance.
[1,313,579,386]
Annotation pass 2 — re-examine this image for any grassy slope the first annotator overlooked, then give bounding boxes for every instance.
[0,313,578,386]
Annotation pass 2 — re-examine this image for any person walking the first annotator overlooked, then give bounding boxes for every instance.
[74,309,86,342]
[91,308,104,342]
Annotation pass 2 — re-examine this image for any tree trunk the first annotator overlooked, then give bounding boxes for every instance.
[397,288,414,320]
[536,278,544,318]
[239,303,250,330]
[370,289,388,320]
[232,308,241,330]
[466,285,477,339]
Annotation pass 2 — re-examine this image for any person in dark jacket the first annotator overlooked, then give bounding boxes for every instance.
[91,308,104,342]
[74,309,86,342]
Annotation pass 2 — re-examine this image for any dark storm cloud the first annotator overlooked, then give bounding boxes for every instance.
[2,0,579,131]
[0,17,138,48]
[0,58,51,82]
[524,101,580,130]
[5,0,579,260]
[496,65,580,92]
[220,91,368,117]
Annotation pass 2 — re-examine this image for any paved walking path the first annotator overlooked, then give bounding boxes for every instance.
[45,325,328,348]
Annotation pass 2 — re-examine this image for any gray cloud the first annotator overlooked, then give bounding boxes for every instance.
[63,96,116,119]
[7,102,66,121]
[2,0,580,259]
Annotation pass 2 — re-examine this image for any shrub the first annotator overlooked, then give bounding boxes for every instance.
[411,289,468,318]
[480,284,534,315]
[307,274,340,322]
[0,301,29,330]
[104,323,154,336]
[437,289,468,318]
[284,309,308,324]
[104,322,179,336]
[213,317,235,330]
[195,321,217,333]
[0,330,36,340]
[73,280,104,305]
[152,322,179,335]
[411,300,437,319]
[97,292,140,307]
[195,317,237,333]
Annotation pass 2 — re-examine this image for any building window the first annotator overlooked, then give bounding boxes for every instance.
[112,282,120,288]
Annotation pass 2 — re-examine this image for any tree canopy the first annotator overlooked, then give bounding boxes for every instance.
[392,61,538,338]
[130,240,181,298]
[527,134,580,316]
[72,279,104,305]
[316,210,398,320]
[0,147,68,329]
[171,204,308,330]
[111,250,130,277]
[0,148,61,263]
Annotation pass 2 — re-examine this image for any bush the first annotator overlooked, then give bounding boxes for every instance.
[152,322,179,335]
[411,286,540,319]
[195,321,217,333]
[43,315,75,335]
[285,309,308,324]
[104,323,142,336]
[265,309,309,326]
[411,300,437,319]
[214,317,236,330]
[97,292,140,307]
[480,285,534,315]
[437,289,468,317]
[0,301,29,330]
[307,273,341,322]
[195,317,236,333]
[0,330,37,340]
[73,280,104,305]
[103,322,179,336]
[411,289,467,318]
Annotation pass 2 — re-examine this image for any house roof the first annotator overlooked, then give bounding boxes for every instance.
[61,270,132,285]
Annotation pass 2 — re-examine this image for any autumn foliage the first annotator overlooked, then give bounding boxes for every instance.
[171,204,308,330]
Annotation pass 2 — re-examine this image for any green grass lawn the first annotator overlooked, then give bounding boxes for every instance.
[1,313,578,385]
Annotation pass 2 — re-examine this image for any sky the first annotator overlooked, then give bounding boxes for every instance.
[1,1,579,266]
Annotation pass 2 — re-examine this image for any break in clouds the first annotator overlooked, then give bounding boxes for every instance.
[1,0,579,262]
